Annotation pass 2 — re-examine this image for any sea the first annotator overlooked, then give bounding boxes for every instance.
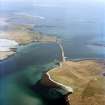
[0,1,105,105]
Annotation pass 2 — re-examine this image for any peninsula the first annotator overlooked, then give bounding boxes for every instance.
[48,60,105,105]
[40,38,105,105]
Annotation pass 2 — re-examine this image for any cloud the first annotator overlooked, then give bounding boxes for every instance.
[1,0,105,7]
[33,0,65,7]
[33,0,105,7]
[1,0,26,2]
[0,0,33,3]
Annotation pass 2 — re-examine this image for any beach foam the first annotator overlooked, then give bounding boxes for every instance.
[0,39,18,51]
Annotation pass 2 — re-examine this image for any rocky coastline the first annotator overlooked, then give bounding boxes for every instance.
[40,66,73,105]
[47,60,105,105]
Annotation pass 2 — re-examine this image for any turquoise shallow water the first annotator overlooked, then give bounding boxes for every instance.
[0,43,62,105]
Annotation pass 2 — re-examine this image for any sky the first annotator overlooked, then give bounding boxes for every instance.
[0,0,105,9]
[1,0,105,6]
[0,0,105,12]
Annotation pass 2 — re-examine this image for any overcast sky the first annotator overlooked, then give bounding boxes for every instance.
[2,0,105,5]
[0,0,104,10]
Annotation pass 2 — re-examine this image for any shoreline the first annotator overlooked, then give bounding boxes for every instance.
[68,58,105,61]
[0,39,19,61]
[0,51,16,61]
[0,29,57,61]
[46,71,73,95]
[47,60,105,105]
[45,59,105,95]
[0,41,57,61]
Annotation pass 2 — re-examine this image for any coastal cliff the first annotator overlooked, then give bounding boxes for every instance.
[40,71,73,105]
[47,60,105,105]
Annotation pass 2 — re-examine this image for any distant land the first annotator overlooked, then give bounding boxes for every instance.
[0,30,56,60]
[0,14,57,60]
[90,42,105,47]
